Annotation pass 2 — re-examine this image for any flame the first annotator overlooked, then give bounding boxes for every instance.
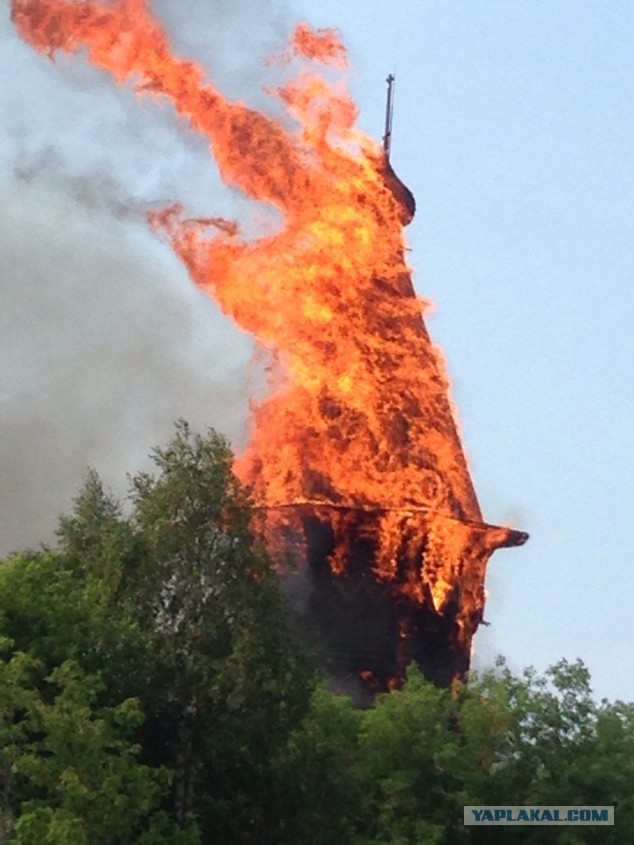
[12,0,526,684]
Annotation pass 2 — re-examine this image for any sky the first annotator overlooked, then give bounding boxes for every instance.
[2,0,633,701]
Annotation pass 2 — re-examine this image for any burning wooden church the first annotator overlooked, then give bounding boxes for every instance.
[12,0,528,692]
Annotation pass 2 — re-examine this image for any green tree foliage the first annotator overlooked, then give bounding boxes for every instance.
[353,667,461,845]
[457,658,634,845]
[279,683,361,844]
[339,660,634,845]
[273,660,634,845]
[0,557,193,843]
[0,423,310,842]
[113,422,312,841]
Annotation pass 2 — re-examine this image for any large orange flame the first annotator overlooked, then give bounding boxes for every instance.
[12,0,526,683]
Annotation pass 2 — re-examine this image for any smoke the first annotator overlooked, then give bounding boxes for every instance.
[0,0,289,555]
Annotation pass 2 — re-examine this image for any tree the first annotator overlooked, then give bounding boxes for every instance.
[351,666,461,845]
[282,660,634,845]
[459,658,634,844]
[56,421,313,843]
[0,554,195,843]
[278,682,362,845]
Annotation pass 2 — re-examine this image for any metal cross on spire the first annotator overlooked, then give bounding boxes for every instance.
[383,73,396,158]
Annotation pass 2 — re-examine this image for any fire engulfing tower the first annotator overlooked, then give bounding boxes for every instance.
[256,159,528,691]
[12,0,528,692]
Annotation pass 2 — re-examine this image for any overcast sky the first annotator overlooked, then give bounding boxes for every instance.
[2,0,633,701]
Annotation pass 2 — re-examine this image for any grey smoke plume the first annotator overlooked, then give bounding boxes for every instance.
[0,0,288,555]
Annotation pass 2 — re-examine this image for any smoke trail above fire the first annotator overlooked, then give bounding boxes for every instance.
[1,0,286,555]
[11,0,526,686]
